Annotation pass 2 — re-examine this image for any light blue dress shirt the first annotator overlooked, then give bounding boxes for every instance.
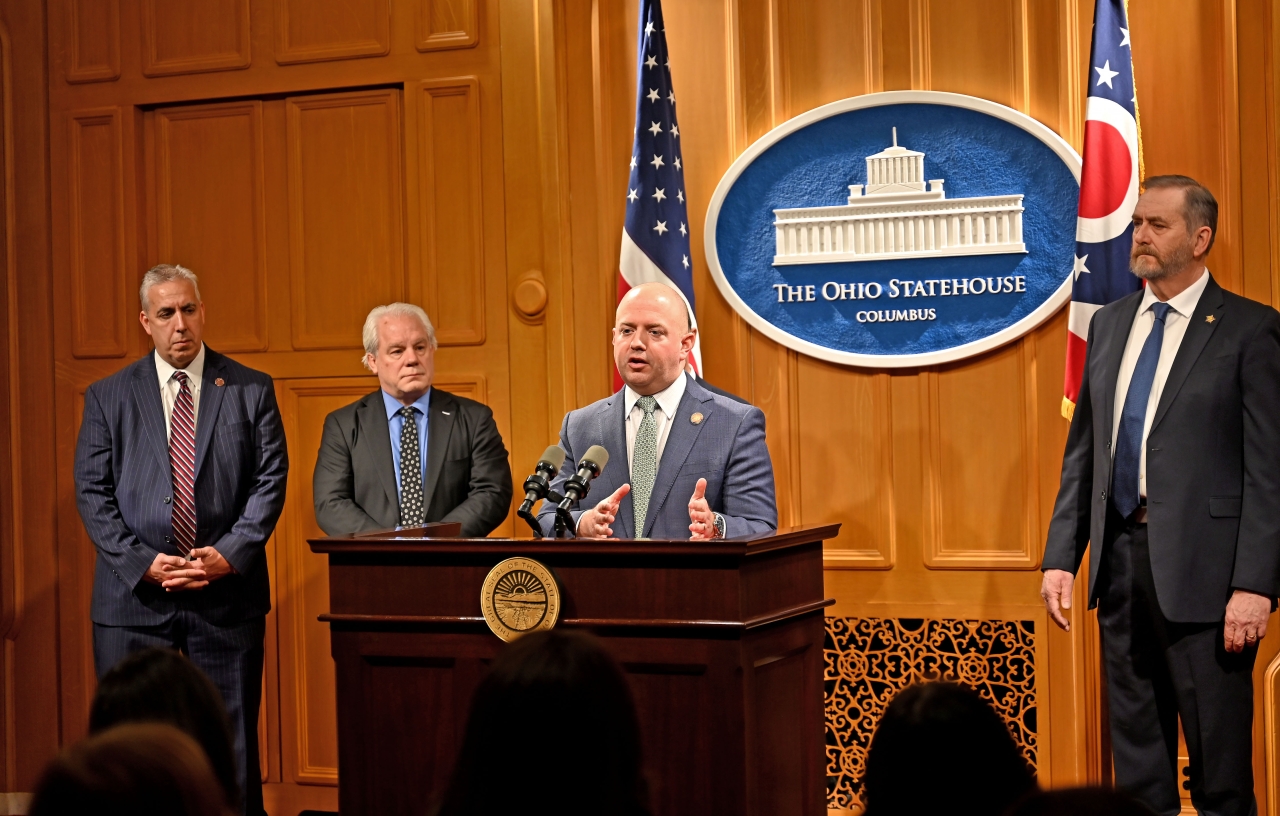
[382,389,431,502]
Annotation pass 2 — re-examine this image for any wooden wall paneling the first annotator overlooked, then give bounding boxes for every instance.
[8,0,65,787]
[497,0,576,532]
[776,0,882,115]
[415,78,485,345]
[285,89,405,351]
[561,0,613,405]
[797,360,894,568]
[1236,0,1275,307]
[140,0,251,77]
[924,0,1023,108]
[153,101,268,352]
[61,0,121,83]
[921,342,1041,569]
[67,107,128,359]
[1130,0,1240,293]
[54,379,98,750]
[275,0,391,64]
[274,378,376,786]
[416,0,479,52]
[661,0,749,397]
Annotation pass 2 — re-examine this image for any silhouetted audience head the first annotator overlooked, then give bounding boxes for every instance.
[434,629,650,816]
[29,722,231,816]
[1005,787,1157,816]
[862,681,1036,816]
[89,647,240,810]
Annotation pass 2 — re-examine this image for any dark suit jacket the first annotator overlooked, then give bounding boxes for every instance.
[74,349,289,627]
[1044,275,1280,622]
[537,376,777,538]
[313,388,513,537]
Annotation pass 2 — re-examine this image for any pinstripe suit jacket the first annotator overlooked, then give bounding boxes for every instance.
[75,349,289,626]
[537,376,777,538]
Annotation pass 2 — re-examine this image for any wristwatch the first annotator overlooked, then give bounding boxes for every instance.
[712,513,726,539]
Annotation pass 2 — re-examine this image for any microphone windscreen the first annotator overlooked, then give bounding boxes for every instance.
[581,445,610,473]
[538,445,567,471]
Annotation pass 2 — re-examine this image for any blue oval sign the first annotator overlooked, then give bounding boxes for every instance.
[704,92,1081,367]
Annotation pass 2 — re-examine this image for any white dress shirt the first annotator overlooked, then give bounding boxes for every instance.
[155,344,206,441]
[1110,270,1210,497]
[624,371,688,478]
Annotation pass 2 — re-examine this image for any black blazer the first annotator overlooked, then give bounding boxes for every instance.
[312,388,513,537]
[1044,275,1280,622]
[74,349,289,626]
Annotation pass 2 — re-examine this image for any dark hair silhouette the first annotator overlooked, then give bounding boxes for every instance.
[1006,787,1157,816]
[862,681,1036,816]
[89,647,240,810]
[434,629,650,816]
[29,722,230,816]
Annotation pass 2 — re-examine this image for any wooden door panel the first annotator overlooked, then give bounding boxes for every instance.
[275,0,391,64]
[153,101,268,352]
[140,0,251,76]
[285,90,405,352]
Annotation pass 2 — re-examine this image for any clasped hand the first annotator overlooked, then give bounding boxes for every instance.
[576,478,719,540]
[144,547,234,592]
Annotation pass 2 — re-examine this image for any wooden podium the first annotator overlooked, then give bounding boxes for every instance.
[310,523,838,816]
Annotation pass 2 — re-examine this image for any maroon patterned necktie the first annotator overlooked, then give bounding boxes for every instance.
[169,371,198,556]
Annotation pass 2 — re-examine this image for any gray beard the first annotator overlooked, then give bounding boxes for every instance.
[1131,242,1194,281]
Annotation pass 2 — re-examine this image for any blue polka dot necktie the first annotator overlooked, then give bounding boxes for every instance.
[397,407,425,527]
[1112,301,1172,519]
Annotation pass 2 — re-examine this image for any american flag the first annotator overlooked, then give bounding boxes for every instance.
[1062,0,1143,419]
[617,0,701,390]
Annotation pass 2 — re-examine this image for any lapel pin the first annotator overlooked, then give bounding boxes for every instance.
[441,411,451,416]
[690,412,704,425]
[214,377,225,386]
[1205,315,1216,324]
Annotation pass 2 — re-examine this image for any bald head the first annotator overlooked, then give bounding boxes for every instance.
[613,283,697,395]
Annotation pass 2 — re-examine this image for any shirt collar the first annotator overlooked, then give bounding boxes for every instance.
[154,344,206,388]
[382,388,432,420]
[624,371,688,419]
[1139,268,1210,319]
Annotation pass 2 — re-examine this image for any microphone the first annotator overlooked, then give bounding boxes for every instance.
[516,446,566,538]
[554,446,610,537]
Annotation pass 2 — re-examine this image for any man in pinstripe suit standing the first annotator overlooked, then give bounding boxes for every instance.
[74,264,288,816]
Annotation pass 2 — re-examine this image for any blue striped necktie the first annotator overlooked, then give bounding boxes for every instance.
[1112,301,1172,519]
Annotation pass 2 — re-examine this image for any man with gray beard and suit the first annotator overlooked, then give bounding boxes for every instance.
[539,282,776,540]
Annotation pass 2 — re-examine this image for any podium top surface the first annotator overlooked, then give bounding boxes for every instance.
[308,523,840,558]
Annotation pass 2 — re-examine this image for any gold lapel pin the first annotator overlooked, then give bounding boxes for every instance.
[214,377,226,386]
[1205,315,1216,324]
[690,412,704,425]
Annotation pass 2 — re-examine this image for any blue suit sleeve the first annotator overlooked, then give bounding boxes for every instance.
[720,406,778,537]
[211,381,289,574]
[74,386,158,588]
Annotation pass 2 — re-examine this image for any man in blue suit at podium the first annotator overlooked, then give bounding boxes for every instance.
[539,282,776,540]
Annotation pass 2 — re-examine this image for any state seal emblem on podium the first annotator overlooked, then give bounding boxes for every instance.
[705,91,1085,367]
[480,557,561,641]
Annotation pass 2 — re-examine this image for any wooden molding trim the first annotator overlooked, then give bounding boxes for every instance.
[415,0,479,52]
[140,0,252,77]
[65,0,121,84]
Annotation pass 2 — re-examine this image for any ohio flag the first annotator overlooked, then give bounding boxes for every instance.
[1062,0,1143,419]
[617,0,701,390]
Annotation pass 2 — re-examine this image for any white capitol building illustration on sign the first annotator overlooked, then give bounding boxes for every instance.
[772,129,1027,265]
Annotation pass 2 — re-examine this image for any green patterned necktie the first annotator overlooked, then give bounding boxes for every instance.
[631,396,659,536]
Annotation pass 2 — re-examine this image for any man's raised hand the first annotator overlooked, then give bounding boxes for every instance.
[688,478,716,540]
[577,484,630,539]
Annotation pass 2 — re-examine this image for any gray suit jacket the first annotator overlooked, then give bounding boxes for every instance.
[1044,275,1280,621]
[537,376,777,538]
[74,349,289,626]
[313,388,513,538]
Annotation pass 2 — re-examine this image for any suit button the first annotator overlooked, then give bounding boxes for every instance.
[164,535,171,543]
[163,496,171,504]
[1100,491,1107,500]
[1105,441,1110,448]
